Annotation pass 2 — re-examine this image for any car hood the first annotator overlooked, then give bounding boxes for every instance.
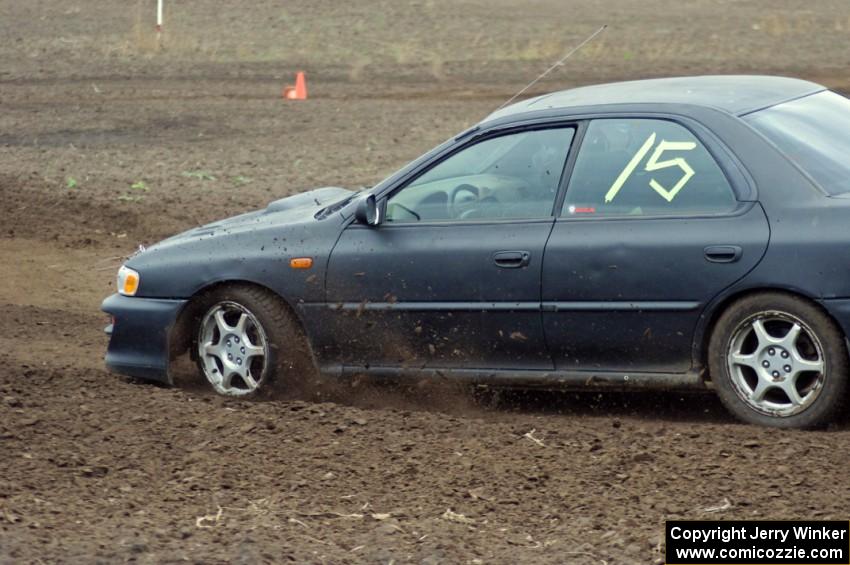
[125,186,354,299]
[147,186,352,250]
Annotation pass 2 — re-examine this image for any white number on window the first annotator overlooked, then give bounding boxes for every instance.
[604,132,697,203]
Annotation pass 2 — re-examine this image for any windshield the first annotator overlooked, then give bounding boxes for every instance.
[745,91,850,195]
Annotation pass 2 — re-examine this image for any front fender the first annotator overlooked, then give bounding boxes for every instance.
[127,216,344,303]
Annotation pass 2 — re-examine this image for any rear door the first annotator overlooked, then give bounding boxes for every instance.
[542,117,769,373]
[324,126,577,371]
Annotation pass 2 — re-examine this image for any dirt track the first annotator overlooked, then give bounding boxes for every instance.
[3,1,850,563]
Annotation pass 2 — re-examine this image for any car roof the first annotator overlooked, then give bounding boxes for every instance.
[486,75,826,121]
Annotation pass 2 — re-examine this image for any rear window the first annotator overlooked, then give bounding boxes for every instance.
[745,91,850,195]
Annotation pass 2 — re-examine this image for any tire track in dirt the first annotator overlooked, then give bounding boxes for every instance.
[3,356,850,563]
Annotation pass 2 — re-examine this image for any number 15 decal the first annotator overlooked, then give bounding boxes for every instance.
[604,132,697,203]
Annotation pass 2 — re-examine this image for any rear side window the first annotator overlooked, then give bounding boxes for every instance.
[745,91,850,196]
[563,119,737,217]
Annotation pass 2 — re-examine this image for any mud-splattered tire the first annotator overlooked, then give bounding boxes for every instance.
[194,285,311,397]
[708,292,848,429]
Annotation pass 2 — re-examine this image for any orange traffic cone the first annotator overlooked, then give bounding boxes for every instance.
[283,71,308,100]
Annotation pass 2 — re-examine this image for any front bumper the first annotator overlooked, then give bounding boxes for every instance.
[101,293,188,384]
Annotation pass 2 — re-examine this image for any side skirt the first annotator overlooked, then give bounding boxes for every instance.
[327,365,707,391]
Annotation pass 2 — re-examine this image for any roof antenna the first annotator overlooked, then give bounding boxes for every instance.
[495,25,608,111]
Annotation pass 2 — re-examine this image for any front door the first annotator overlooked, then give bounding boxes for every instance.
[542,118,769,373]
[324,126,577,371]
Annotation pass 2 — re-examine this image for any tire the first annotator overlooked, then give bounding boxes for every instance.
[708,292,848,428]
[193,285,312,397]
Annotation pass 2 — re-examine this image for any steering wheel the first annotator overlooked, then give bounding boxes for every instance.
[449,183,480,218]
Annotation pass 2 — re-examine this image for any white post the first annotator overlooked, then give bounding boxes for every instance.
[155,0,163,48]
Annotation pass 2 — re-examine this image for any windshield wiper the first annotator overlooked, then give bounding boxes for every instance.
[316,189,365,219]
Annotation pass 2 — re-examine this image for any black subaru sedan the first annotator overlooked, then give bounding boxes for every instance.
[103,75,850,428]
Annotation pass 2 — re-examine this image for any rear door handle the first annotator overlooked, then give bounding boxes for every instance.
[493,250,531,268]
[704,245,743,263]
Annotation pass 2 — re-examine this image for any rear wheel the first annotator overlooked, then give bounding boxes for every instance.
[195,285,308,397]
[708,293,848,428]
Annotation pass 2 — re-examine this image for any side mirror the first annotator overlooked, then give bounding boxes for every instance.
[355,194,381,226]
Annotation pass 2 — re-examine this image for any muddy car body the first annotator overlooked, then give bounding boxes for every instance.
[103,75,850,428]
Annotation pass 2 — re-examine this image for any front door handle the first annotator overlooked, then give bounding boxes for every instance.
[493,250,531,268]
[704,245,743,263]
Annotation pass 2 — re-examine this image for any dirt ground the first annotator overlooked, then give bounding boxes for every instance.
[3,1,850,563]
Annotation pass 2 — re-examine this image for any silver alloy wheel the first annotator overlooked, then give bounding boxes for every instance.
[198,301,269,396]
[726,311,826,417]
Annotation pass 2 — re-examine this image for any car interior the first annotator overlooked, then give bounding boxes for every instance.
[385,128,574,221]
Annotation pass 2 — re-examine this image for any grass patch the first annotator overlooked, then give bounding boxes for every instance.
[182,170,217,181]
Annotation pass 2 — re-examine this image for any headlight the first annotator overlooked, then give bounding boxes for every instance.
[117,265,140,296]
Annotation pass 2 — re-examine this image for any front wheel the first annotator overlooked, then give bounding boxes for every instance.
[195,285,308,397]
[708,293,848,428]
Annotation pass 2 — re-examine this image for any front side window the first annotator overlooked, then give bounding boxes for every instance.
[563,119,737,217]
[386,128,574,222]
[745,91,850,196]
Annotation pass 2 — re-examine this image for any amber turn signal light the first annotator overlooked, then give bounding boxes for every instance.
[123,272,139,295]
[117,265,140,296]
[290,257,313,269]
